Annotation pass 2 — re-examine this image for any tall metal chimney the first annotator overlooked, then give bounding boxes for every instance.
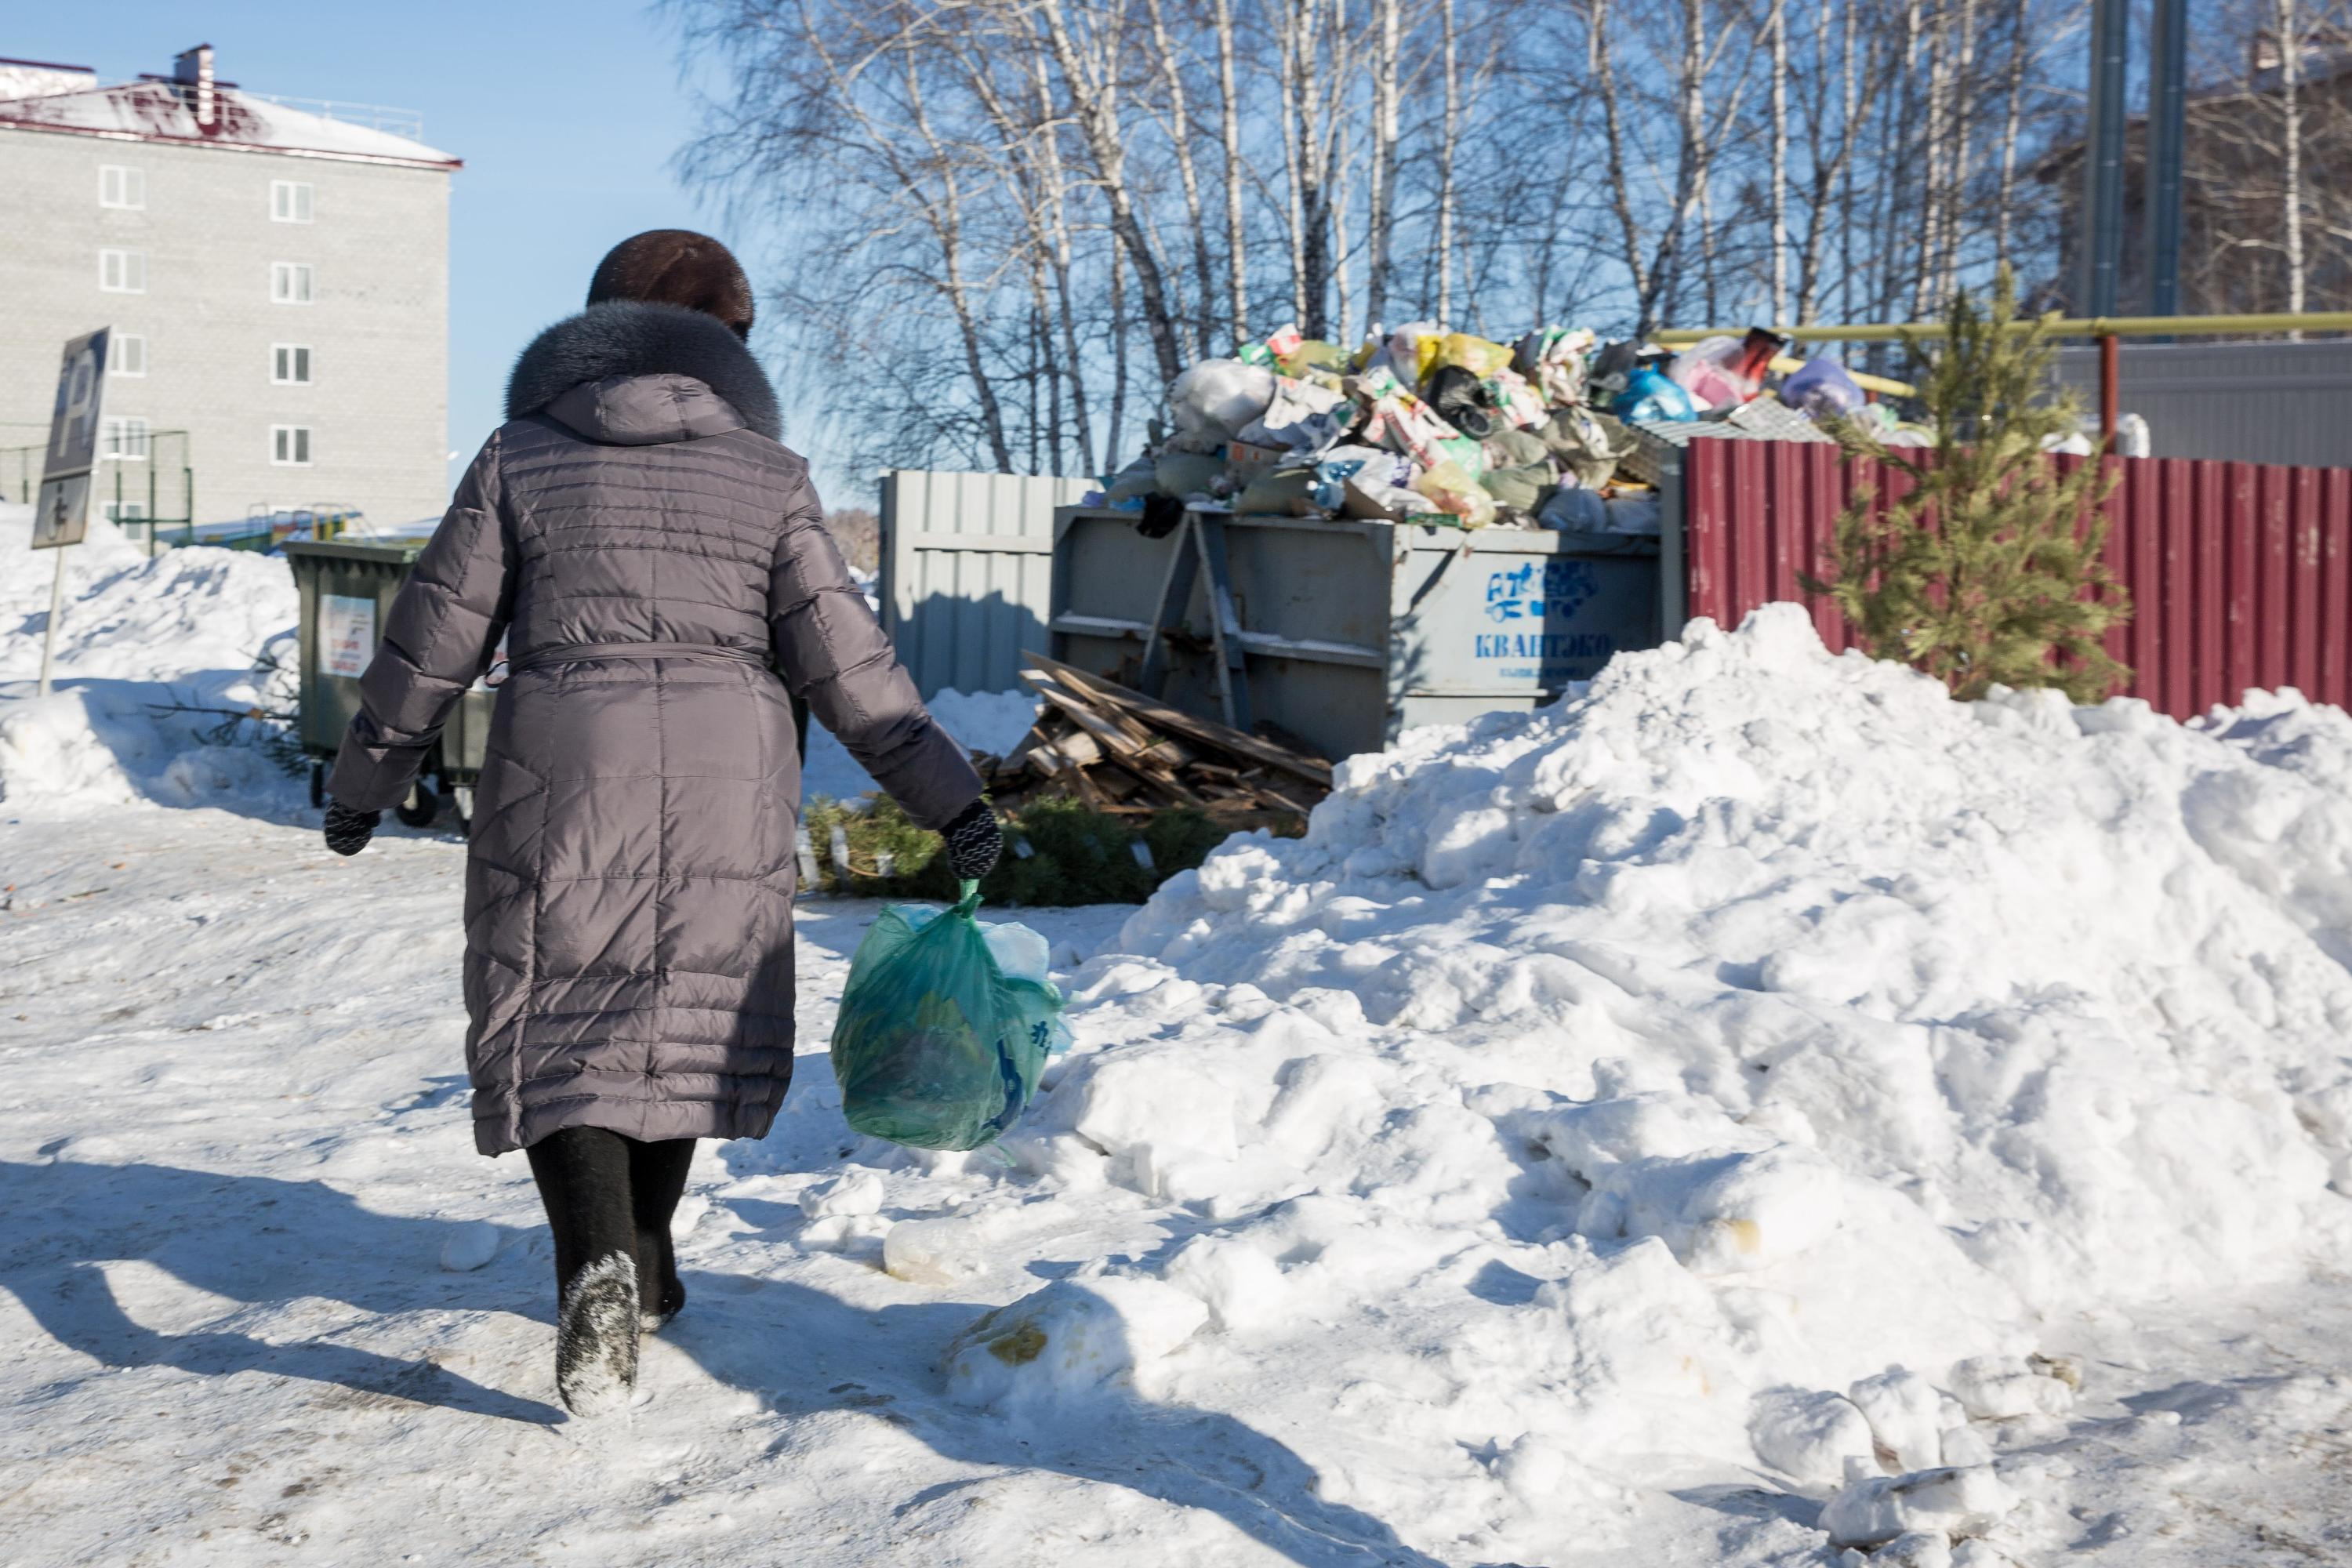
[172,44,216,130]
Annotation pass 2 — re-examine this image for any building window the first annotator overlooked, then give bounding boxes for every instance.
[100,249,146,292]
[272,344,313,384]
[100,165,145,209]
[113,335,148,377]
[271,425,313,466]
[270,180,314,223]
[104,500,150,523]
[270,262,314,304]
[103,417,151,461]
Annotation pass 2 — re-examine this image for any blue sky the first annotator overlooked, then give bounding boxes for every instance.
[7,3,829,503]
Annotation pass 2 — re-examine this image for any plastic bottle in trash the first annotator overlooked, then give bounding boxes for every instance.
[1614,367,1697,423]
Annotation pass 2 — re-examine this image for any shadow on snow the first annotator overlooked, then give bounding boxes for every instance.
[1,1156,1447,1567]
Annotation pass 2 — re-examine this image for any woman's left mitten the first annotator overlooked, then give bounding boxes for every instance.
[323,802,380,857]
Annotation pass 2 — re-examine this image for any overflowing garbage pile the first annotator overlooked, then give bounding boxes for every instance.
[979,653,1333,822]
[1091,321,1897,535]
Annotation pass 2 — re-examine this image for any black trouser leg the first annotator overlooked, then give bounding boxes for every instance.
[525,1126,636,1298]
[626,1136,695,1322]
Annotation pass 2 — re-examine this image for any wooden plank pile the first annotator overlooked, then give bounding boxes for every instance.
[978,652,1334,823]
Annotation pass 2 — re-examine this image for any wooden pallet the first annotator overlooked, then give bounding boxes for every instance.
[978,652,1333,822]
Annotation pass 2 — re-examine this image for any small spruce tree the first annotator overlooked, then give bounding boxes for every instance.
[1804,266,2131,703]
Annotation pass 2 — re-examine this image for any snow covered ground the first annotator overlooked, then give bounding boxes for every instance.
[5,518,2351,1566]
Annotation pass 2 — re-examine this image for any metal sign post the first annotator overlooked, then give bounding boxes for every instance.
[31,328,110,699]
[2078,0,2129,318]
[2146,0,2189,320]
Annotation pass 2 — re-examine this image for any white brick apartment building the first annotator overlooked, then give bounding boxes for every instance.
[0,45,458,532]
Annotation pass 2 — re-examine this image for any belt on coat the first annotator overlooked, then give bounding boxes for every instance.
[506,641,772,675]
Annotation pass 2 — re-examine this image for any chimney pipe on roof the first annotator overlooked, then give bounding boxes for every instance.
[172,43,216,130]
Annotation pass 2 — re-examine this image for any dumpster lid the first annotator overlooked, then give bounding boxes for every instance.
[282,539,430,564]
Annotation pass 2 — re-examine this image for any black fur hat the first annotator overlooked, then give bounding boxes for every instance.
[586,230,756,339]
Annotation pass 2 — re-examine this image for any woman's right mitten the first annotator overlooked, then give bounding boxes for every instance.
[323,801,380,857]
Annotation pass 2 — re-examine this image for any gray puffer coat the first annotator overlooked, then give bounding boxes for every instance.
[328,301,981,1155]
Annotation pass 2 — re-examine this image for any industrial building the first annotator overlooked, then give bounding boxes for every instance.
[0,45,459,533]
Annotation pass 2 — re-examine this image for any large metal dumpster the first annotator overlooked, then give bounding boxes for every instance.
[1049,508,1661,763]
[283,539,494,830]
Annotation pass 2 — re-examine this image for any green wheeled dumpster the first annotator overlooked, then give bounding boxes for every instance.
[283,539,495,833]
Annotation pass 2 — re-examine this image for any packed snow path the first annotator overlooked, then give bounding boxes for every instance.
[1,810,2345,1566]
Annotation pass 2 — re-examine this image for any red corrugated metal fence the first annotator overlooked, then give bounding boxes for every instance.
[1681,440,2352,720]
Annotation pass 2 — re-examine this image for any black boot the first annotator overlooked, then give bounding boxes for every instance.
[554,1249,640,1416]
[628,1137,695,1333]
[527,1127,642,1417]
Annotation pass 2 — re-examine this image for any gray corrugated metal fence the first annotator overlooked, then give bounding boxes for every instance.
[879,470,1094,697]
[2054,339,2352,469]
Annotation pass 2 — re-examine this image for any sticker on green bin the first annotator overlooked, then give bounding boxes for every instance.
[322,594,376,677]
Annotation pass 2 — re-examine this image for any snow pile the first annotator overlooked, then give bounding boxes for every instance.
[942,605,2352,1561]
[0,503,302,813]
[0,506,297,684]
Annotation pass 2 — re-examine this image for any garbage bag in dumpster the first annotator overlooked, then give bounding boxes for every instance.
[1169,358,1276,440]
[1779,356,1866,420]
[1614,367,1697,423]
[830,881,1072,1152]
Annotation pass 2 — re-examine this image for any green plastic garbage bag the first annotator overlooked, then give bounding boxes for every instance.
[829,881,1071,1151]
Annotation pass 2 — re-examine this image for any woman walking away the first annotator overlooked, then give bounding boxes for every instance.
[318,230,1002,1416]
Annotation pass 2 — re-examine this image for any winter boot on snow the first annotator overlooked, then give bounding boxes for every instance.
[528,1127,657,1415]
[629,1136,695,1334]
[633,1224,686,1334]
[554,1250,641,1417]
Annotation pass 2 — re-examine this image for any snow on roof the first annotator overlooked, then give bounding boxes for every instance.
[0,56,99,100]
[0,77,458,169]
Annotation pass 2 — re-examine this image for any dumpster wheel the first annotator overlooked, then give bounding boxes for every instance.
[394,782,441,830]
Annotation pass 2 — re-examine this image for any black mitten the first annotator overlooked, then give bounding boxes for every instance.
[941,797,1002,882]
[323,801,380,857]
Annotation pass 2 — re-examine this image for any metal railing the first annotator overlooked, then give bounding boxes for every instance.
[238,91,426,141]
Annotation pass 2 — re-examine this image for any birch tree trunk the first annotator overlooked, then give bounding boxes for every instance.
[1108,242,1130,470]
[1769,0,1789,323]
[1994,0,2027,267]
[1145,0,1218,359]
[1278,4,1309,327]
[1646,0,1712,329]
[2281,0,2307,318]
[1589,0,1655,315]
[1366,0,1402,332]
[1033,0,1187,384]
[898,49,1014,470]
[953,37,1094,470]
[1941,0,1977,303]
[1913,0,1949,317]
[1214,0,1249,343]
[1838,0,1857,325]
[1298,0,1336,339]
[1436,0,1461,323]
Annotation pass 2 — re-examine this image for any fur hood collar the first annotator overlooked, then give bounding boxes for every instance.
[506,301,780,441]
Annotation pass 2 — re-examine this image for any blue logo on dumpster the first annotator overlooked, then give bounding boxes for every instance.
[1484,559,1598,623]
